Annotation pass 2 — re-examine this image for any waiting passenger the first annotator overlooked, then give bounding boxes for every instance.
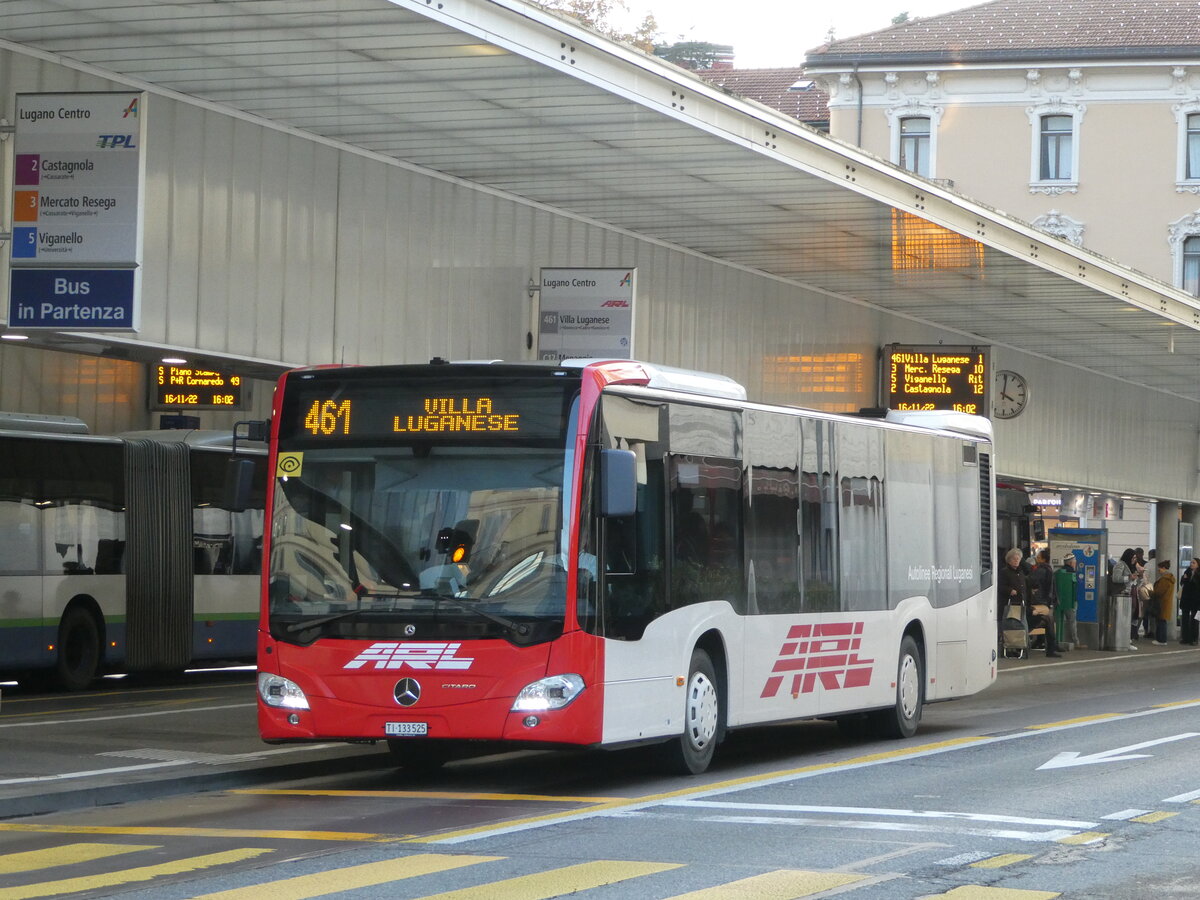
[1148,560,1175,646]
[1000,547,1061,658]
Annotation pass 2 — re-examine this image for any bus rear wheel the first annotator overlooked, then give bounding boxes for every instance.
[871,634,923,739]
[55,606,101,692]
[663,648,721,775]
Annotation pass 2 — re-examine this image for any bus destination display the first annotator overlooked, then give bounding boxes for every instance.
[281,377,575,444]
[883,344,988,415]
[151,365,245,410]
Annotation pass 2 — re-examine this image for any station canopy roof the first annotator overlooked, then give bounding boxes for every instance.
[4,0,1200,399]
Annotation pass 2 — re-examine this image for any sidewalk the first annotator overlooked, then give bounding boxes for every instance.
[998,636,1200,669]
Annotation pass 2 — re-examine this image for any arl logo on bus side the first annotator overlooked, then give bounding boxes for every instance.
[760,622,873,698]
[343,642,474,671]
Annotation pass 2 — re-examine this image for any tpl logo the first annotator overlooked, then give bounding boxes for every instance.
[343,642,474,671]
[95,134,138,149]
[760,622,874,698]
[600,299,630,307]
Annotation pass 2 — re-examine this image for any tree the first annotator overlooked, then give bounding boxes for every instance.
[892,11,910,24]
[534,0,659,53]
[653,41,735,71]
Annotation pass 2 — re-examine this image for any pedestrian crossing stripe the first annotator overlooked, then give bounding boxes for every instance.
[0,843,157,876]
[0,846,1071,900]
[189,854,502,900]
[0,848,271,900]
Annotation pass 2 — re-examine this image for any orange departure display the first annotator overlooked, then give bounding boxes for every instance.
[151,365,244,410]
[280,373,573,445]
[883,344,988,415]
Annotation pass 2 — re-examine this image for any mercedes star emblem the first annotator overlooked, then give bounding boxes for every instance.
[394,678,421,707]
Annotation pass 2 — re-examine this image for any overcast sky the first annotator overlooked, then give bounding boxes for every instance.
[615,0,976,68]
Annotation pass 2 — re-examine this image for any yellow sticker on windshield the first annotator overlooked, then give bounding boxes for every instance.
[276,452,303,478]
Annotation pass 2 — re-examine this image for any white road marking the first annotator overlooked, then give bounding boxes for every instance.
[1164,786,1200,803]
[1039,733,1200,770]
[1102,809,1151,820]
[620,810,1082,843]
[0,743,340,785]
[0,703,253,729]
[664,800,1095,829]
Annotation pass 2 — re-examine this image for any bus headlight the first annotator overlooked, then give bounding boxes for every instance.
[257,672,310,710]
[511,673,585,711]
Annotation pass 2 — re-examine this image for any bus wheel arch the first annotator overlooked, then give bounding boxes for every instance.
[872,627,925,739]
[663,630,727,775]
[55,599,105,691]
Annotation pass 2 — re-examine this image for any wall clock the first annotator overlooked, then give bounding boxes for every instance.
[993,370,1029,419]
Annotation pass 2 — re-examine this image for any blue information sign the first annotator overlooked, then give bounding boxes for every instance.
[8,268,136,330]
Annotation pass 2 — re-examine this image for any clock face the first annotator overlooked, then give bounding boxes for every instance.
[993,370,1028,419]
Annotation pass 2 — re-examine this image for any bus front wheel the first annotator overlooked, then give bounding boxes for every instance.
[872,634,923,739]
[663,648,721,775]
[55,606,101,691]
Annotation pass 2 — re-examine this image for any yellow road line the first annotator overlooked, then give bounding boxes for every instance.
[407,736,988,843]
[190,853,501,900]
[0,824,402,843]
[968,853,1034,869]
[233,789,626,803]
[929,888,1060,899]
[663,868,867,898]
[1056,831,1108,845]
[0,843,157,875]
[0,848,270,900]
[1025,714,1121,729]
[1131,811,1178,824]
[414,860,682,900]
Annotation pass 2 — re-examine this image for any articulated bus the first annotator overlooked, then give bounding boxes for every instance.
[256,360,996,774]
[0,414,267,690]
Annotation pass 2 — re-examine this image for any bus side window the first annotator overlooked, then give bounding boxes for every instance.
[602,456,666,641]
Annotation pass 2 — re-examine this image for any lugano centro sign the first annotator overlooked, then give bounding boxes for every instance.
[8,92,145,333]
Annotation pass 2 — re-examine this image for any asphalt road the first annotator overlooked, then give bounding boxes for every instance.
[2,648,1199,898]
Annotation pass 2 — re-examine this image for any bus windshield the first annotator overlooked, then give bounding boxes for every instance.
[269,372,579,646]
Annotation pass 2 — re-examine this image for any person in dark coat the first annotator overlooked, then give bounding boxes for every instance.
[1000,547,1061,657]
[1180,558,1200,645]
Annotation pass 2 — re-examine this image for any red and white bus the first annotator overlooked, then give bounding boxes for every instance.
[256,359,996,773]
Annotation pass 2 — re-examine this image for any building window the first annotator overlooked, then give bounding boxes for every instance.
[1039,115,1073,180]
[1185,236,1200,296]
[899,116,931,177]
[1188,114,1200,180]
[887,104,941,180]
[1027,101,1083,194]
[1167,211,1200,292]
[1174,103,1200,192]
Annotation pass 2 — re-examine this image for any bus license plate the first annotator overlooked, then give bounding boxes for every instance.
[385,722,428,736]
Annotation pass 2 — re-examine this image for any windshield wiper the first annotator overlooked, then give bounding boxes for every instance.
[417,590,532,638]
[282,610,363,635]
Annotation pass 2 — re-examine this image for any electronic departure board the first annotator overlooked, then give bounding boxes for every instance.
[150,364,245,410]
[277,373,577,446]
[882,344,989,416]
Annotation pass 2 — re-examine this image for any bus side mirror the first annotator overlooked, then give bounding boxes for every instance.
[225,457,257,513]
[600,449,637,518]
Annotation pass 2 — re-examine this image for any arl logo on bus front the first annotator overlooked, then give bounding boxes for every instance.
[343,642,475,671]
[761,622,874,698]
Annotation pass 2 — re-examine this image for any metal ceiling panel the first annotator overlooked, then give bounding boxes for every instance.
[4,0,1200,397]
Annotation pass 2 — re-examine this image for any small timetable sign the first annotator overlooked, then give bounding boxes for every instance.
[882,344,988,415]
[151,364,245,410]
